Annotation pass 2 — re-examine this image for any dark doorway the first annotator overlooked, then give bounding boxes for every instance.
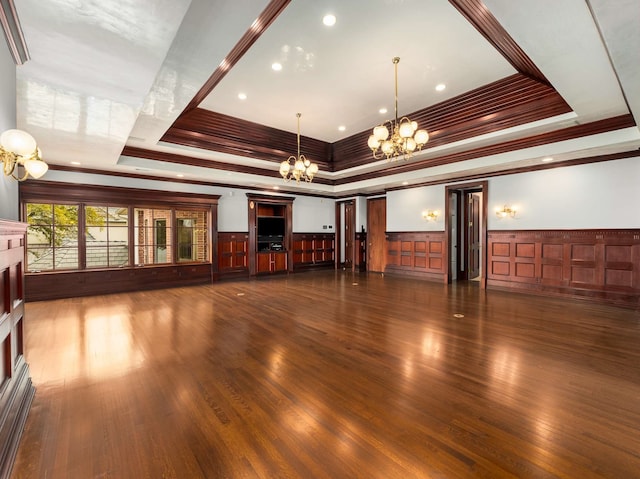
[445,182,487,287]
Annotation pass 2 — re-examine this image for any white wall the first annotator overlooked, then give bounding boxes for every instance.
[292,196,334,233]
[37,170,336,232]
[0,43,19,220]
[387,185,446,232]
[33,155,640,233]
[488,157,640,229]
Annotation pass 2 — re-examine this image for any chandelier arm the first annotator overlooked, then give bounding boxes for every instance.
[371,149,385,160]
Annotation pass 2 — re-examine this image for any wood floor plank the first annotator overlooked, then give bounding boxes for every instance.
[10,271,640,478]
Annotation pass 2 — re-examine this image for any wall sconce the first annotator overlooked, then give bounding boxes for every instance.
[495,205,517,218]
[0,129,48,181]
[422,209,440,221]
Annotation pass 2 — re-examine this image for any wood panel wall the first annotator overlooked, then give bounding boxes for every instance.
[292,233,335,271]
[25,264,213,302]
[0,220,34,478]
[217,232,249,279]
[385,232,447,281]
[487,230,640,308]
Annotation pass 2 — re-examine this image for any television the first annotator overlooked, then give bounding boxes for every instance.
[257,216,285,238]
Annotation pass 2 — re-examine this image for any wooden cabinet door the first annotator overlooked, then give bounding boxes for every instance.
[273,252,287,271]
[257,252,271,273]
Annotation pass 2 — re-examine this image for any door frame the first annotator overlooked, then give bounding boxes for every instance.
[444,181,488,288]
[335,199,356,271]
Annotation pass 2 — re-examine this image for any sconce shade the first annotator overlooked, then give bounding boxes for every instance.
[0,129,48,181]
[1,129,37,157]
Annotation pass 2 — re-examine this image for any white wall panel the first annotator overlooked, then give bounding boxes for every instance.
[488,157,640,229]
[387,185,446,232]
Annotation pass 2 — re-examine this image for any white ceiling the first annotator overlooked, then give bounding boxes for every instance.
[10,0,640,195]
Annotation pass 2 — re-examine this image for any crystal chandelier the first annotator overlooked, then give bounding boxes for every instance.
[368,57,429,160]
[279,113,319,183]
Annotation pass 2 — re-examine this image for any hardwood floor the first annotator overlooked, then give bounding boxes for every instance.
[11,271,640,478]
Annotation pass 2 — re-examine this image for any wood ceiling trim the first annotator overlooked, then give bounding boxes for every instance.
[161,109,332,169]
[334,114,637,185]
[122,145,333,186]
[183,0,291,113]
[0,0,30,65]
[332,73,571,170]
[42,164,335,199]
[448,0,548,84]
[161,74,570,172]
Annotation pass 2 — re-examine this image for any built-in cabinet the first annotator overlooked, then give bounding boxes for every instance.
[217,232,248,278]
[292,233,335,270]
[247,195,294,275]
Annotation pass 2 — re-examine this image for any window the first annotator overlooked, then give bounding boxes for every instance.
[176,210,208,262]
[134,208,172,265]
[24,199,210,273]
[26,203,79,271]
[85,206,129,268]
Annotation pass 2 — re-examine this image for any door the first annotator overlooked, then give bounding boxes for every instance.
[344,202,355,270]
[367,197,386,273]
[467,193,480,279]
[445,181,487,286]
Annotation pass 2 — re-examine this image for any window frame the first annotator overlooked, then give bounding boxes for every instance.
[20,182,219,274]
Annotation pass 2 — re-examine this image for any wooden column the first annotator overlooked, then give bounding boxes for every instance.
[0,220,34,478]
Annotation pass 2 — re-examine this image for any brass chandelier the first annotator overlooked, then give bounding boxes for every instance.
[368,57,429,160]
[279,113,318,183]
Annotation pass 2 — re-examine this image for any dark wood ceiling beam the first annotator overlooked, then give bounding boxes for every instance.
[162,109,332,169]
[332,74,571,170]
[183,0,291,113]
[334,114,636,185]
[121,145,333,186]
[448,0,548,84]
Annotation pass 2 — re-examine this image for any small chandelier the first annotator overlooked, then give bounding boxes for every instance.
[0,129,48,181]
[279,113,319,183]
[368,57,429,160]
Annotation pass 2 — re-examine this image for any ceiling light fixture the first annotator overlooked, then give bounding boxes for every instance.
[279,113,319,183]
[368,57,429,161]
[323,14,336,26]
[0,129,48,181]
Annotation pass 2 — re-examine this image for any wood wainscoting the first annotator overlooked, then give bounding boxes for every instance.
[0,220,34,478]
[217,232,249,279]
[292,233,335,272]
[25,264,213,302]
[385,231,446,281]
[487,229,640,308]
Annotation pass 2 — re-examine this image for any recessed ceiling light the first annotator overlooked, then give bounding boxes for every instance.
[176,173,184,178]
[271,62,282,71]
[542,157,554,162]
[71,161,81,165]
[435,83,446,92]
[338,125,346,132]
[379,108,387,114]
[402,181,409,186]
[323,14,336,27]
[273,186,280,190]
[238,92,247,100]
